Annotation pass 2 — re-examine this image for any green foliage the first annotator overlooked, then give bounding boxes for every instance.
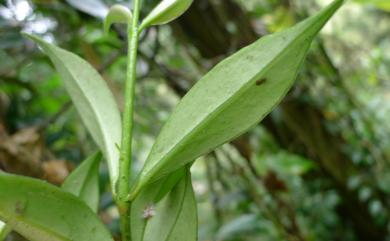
[140,0,194,30]
[131,0,343,197]
[62,152,102,212]
[0,173,113,241]
[23,33,122,195]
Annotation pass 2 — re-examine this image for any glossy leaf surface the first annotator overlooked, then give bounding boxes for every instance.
[131,168,197,241]
[0,173,114,241]
[104,4,133,35]
[133,0,343,194]
[62,152,102,212]
[140,0,193,30]
[23,34,122,195]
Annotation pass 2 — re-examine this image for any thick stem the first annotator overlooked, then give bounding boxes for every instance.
[117,0,142,240]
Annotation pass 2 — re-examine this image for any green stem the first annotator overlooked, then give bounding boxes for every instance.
[117,0,142,240]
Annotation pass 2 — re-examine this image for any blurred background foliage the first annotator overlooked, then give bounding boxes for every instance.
[0,0,389,240]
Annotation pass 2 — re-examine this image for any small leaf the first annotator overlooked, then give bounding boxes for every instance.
[131,168,197,241]
[104,4,133,35]
[62,152,102,212]
[23,33,122,195]
[132,0,343,194]
[140,0,193,30]
[0,173,114,241]
[66,0,108,19]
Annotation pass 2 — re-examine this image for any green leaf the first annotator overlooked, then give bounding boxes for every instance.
[131,168,197,241]
[132,0,343,195]
[1,153,102,238]
[104,4,133,35]
[0,173,114,241]
[23,33,122,195]
[140,0,193,30]
[62,152,102,212]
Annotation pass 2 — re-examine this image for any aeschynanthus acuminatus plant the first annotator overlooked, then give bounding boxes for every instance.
[0,0,344,240]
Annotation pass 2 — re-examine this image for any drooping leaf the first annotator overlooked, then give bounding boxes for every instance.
[0,173,114,241]
[23,33,122,195]
[66,0,108,18]
[62,152,102,212]
[131,0,344,195]
[104,4,133,35]
[140,0,193,30]
[131,168,197,241]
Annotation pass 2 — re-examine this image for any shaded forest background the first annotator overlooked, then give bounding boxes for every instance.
[0,0,389,240]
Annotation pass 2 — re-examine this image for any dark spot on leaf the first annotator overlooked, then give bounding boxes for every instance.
[246,55,255,61]
[15,201,25,215]
[256,78,267,86]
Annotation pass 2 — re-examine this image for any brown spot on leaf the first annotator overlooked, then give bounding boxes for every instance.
[15,201,26,215]
[256,78,267,86]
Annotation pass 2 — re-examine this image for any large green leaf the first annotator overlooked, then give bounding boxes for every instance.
[23,34,122,195]
[0,173,114,241]
[131,168,197,241]
[131,0,343,195]
[62,152,102,212]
